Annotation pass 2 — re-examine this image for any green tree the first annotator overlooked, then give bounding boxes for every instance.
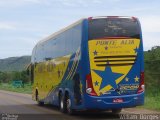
[0,72,11,83]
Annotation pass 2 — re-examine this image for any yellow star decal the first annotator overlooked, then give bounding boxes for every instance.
[125,77,129,82]
[134,76,139,82]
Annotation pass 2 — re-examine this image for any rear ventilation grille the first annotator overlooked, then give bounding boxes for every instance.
[94,55,137,66]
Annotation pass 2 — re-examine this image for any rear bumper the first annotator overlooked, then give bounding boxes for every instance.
[84,92,144,110]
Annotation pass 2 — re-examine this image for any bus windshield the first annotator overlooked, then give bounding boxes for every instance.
[88,18,140,40]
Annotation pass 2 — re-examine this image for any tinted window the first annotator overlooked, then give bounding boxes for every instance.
[88,18,140,40]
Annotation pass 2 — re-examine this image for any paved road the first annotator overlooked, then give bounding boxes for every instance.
[0,90,159,120]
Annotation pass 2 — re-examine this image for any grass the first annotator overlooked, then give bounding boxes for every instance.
[0,83,32,94]
[138,91,160,111]
[143,96,160,110]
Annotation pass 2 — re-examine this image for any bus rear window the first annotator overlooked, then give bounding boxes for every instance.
[88,18,140,40]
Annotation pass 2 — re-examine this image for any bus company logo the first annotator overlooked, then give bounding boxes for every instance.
[96,39,135,46]
[121,39,134,45]
[119,84,139,90]
[96,40,116,46]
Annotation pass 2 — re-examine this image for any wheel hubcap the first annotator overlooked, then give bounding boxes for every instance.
[60,99,63,109]
[67,98,71,112]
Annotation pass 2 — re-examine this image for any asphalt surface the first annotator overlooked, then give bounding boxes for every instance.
[0,90,159,120]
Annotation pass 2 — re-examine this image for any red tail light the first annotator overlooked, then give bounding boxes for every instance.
[86,74,97,96]
[137,72,145,94]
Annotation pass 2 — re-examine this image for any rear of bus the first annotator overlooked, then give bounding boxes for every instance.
[85,16,144,110]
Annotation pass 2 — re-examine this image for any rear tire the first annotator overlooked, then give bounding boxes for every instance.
[66,95,75,115]
[112,109,122,114]
[59,94,66,113]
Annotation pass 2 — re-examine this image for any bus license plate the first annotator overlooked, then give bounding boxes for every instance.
[113,98,123,103]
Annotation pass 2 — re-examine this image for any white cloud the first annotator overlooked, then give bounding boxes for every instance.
[139,16,160,50]
[56,0,87,7]
[0,0,122,8]
[23,0,41,3]
[55,0,118,7]
[0,22,16,30]
[92,0,102,4]
[0,0,46,7]
[140,16,160,33]
[143,33,160,50]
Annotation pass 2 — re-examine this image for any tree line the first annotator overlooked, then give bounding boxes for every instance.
[0,71,30,84]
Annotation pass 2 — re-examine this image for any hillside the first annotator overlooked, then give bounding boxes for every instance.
[0,56,31,72]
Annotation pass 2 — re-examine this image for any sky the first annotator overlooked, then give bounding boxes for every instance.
[0,0,160,59]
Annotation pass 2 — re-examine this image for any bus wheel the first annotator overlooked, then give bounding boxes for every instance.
[66,95,74,115]
[112,109,122,114]
[59,94,66,113]
[36,90,44,106]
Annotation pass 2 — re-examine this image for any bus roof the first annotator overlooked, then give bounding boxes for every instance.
[36,18,85,46]
[35,16,137,47]
[88,16,137,20]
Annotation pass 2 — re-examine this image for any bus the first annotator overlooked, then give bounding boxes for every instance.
[31,16,144,114]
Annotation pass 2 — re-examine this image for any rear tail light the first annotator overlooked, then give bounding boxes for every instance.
[86,74,97,96]
[137,72,145,94]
